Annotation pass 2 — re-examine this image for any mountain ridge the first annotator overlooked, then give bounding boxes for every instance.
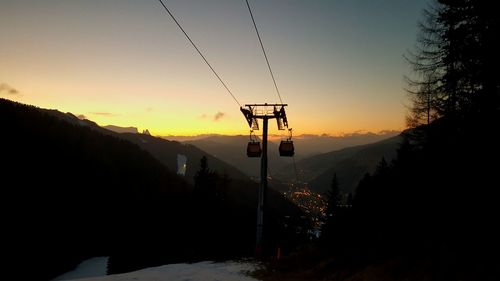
[25,104,251,183]
[294,135,403,194]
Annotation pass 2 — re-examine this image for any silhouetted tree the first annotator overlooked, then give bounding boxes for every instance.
[321,173,343,246]
[194,157,231,204]
[375,157,389,176]
[194,156,217,199]
[405,0,500,126]
[325,173,341,218]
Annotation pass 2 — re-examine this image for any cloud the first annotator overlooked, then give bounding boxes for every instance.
[146,107,153,112]
[213,111,225,121]
[0,83,20,95]
[199,111,226,121]
[89,112,118,117]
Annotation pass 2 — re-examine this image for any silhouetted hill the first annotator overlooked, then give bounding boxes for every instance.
[119,133,249,184]
[1,98,189,280]
[31,110,250,183]
[291,131,399,157]
[0,99,305,280]
[288,135,402,194]
[31,103,277,187]
[183,132,398,180]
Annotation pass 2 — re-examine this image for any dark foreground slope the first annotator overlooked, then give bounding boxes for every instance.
[0,99,304,280]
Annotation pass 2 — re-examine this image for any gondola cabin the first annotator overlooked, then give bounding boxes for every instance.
[279,140,294,157]
[247,141,262,157]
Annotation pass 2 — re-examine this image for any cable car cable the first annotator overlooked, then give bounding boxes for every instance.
[155,0,241,107]
[245,0,283,104]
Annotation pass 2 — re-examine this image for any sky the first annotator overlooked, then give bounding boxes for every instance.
[0,0,429,136]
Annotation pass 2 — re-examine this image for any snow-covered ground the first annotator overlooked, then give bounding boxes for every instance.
[53,257,108,280]
[54,259,259,281]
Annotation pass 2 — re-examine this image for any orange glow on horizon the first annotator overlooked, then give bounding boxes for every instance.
[1,1,424,137]
[4,93,404,137]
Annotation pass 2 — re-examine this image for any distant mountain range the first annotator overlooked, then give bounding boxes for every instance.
[287,135,403,194]
[178,132,401,187]
[184,135,281,180]
[163,131,399,157]
[291,131,399,156]
[35,107,401,197]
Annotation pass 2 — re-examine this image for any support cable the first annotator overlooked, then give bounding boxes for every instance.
[155,0,241,107]
[245,0,284,104]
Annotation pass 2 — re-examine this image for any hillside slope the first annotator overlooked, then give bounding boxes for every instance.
[120,133,249,183]
[0,99,304,280]
[35,108,250,183]
[289,136,402,194]
[1,98,190,280]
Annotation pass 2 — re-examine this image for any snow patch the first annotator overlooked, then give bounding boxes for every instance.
[66,261,259,281]
[53,257,108,281]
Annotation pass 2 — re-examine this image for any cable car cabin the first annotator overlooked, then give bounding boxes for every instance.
[247,141,262,157]
[279,140,295,157]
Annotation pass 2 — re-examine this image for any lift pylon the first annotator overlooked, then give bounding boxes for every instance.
[240,103,290,256]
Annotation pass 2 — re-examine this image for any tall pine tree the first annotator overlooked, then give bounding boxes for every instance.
[325,173,341,218]
[405,0,500,126]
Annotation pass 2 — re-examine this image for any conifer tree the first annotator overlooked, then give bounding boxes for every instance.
[325,173,341,218]
[405,0,500,126]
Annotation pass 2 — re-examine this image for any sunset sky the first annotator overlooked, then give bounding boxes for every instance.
[0,0,428,136]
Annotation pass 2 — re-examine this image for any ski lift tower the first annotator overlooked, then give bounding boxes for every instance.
[240,103,292,256]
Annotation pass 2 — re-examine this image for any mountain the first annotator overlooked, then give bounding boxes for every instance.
[290,131,400,157]
[183,132,400,181]
[1,98,190,280]
[35,113,250,184]
[162,134,221,142]
[0,99,304,280]
[164,131,400,156]
[117,134,249,184]
[103,125,139,134]
[287,135,403,194]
